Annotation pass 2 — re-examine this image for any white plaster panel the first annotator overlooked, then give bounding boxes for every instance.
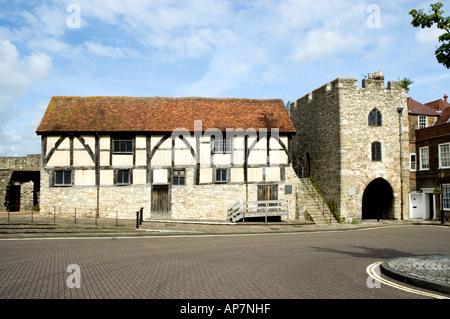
[233,150,244,165]
[153,169,168,184]
[100,136,110,150]
[213,154,231,165]
[248,167,263,182]
[174,149,195,165]
[100,170,114,186]
[47,150,70,167]
[112,154,133,166]
[200,144,211,165]
[74,170,96,186]
[152,150,171,166]
[133,169,147,185]
[136,136,147,149]
[265,167,281,182]
[73,150,95,167]
[230,168,244,183]
[200,168,212,183]
[100,151,110,166]
[135,150,147,166]
[248,149,267,165]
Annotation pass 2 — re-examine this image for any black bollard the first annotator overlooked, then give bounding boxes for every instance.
[139,207,143,225]
[136,211,140,229]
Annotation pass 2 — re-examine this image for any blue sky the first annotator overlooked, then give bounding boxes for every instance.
[0,0,448,156]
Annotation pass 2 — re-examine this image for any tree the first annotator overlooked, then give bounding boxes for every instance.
[409,2,450,69]
[398,78,414,93]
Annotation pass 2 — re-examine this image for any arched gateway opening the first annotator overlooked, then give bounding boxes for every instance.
[362,178,394,220]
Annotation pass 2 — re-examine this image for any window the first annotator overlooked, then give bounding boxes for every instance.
[214,168,229,183]
[418,116,427,129]
[116,169,131,185]
[172,169,186,186]
[54,170,72,186]
[371,142,382,162]
[443,185,450,210]
[213,138,231,154]
[419,147,429,170]
[368,109,382,126]
[410,153,417,171]
[113,137,133,153]
[439,143,450,168]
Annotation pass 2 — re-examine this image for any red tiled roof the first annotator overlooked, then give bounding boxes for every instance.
[408,97,440,116]
[425,98,450,112]
[435,107,450,125]
[36,96,296,134]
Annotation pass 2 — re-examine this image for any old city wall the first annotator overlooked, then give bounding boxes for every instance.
[0,154,40,211]
[290,80,343,216]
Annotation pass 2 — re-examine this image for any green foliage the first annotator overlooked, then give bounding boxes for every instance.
[398,78,414,93]
[409,2,450,69]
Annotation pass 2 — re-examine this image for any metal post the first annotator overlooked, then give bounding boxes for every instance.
[139,207,143,225]
[136,211,140,229]
[74,209,77,225]
[31,209,33,223]
[115,211,118,227]
[53,207,56,223]
[265,201,268,223]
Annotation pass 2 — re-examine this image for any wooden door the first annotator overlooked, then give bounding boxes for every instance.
[152,185,170,214]
[258,185,278,202]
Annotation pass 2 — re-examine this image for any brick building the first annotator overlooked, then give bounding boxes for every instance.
[411,122,450,221]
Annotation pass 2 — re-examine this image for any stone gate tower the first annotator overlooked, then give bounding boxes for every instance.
[290,72,410,222]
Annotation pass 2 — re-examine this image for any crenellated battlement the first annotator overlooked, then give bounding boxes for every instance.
[291,71,405,110]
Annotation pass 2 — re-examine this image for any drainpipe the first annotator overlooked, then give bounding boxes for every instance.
[397,107,404,220]
[95,132,100,218]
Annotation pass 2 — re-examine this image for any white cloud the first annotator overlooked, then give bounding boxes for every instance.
[83,41,138,59]
[0,40,52,155]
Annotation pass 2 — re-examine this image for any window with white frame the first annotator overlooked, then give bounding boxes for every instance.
[419,147,429,170]
[418,116,427,129]
[213,138,232,154]
[410,153,417,171]
[443,185,450,210]
[439,143,450,168]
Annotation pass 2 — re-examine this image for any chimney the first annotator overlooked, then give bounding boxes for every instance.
[445,94,448,103]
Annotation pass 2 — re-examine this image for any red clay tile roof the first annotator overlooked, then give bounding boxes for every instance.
[425,98,450,112]
[435,107,450,125]
[408,97,440,116]
[36,96,296,134]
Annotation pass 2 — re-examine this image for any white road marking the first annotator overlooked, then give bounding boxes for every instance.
[366,261,449,299]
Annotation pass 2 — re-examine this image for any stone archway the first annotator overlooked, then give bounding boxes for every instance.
[362,178,394,220]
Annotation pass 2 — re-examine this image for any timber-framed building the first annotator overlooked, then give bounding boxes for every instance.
[36,96,299,221]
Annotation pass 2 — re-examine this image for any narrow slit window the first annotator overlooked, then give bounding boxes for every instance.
[371,142,382,162]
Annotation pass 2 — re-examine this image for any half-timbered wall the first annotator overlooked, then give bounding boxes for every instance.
[39,132,294,220]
